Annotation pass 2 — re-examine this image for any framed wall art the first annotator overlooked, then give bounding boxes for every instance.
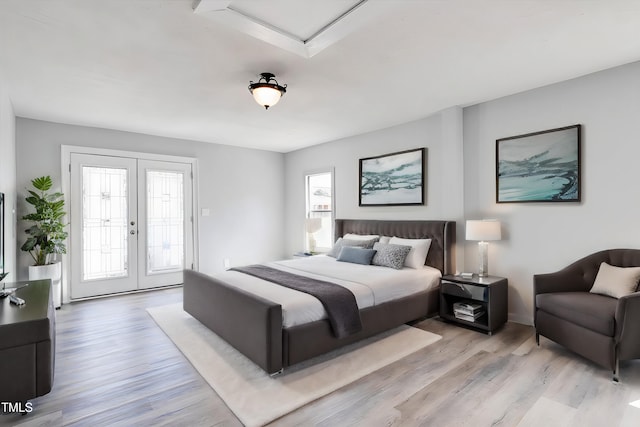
[359,147,425,206]
[496,124,581,203]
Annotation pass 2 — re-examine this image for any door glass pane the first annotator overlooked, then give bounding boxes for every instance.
[146,170,184,273]
[82,166,128,280]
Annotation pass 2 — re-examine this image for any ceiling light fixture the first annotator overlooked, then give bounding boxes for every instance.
[248,72,287,110]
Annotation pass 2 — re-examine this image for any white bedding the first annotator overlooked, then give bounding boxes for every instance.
[214,255,441,328]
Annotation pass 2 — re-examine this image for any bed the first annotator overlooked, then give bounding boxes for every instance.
[183,219,456,374]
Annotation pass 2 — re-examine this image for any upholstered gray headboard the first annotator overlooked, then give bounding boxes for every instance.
[334,219,456,275]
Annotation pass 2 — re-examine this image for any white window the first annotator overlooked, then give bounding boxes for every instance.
[305,170,333,253]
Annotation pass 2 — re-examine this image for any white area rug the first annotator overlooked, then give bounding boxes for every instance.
[147,303,441,427]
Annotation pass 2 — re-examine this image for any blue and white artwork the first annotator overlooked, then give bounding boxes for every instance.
[359,148,424,206]
[497,125,580,203]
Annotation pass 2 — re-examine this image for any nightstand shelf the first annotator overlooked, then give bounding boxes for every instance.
[439,274,508,335]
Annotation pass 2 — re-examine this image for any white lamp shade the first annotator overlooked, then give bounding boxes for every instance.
[252,86,282,108]
[305,218,322,233]
[466,220,501,241]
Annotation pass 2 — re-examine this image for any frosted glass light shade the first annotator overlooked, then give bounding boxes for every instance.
[248,73,287,109]
[251,86,282,108]
[466,220,501,241]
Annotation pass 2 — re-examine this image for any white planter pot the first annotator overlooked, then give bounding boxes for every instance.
[29,262,62,308]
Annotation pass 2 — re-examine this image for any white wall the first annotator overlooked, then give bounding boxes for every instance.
[15,118,285,280]
[284,106,465,263]
[12,59,640,321]
[464,60,640,324]
[0,69,16,280]
[284,60,640,325]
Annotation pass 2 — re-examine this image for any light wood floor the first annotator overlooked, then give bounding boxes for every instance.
[3,287,640,427]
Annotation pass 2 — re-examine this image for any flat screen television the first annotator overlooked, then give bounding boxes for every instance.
[0,192,4,277]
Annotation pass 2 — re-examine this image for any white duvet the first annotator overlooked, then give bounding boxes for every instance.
[214,255,442,328]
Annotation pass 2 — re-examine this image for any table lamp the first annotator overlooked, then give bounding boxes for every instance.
[466,219,501,277]
[305,218,322,253]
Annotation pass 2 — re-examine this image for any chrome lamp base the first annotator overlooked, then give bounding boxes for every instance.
[478,241,489,277]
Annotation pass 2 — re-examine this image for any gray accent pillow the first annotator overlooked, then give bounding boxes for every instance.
[336,246,377,265]
[327,237,378,258]
[372,242,412,270]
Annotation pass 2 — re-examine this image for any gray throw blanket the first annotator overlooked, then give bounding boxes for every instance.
[230,264,362,338]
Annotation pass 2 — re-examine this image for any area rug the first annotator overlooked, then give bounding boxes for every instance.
[147,303,441,427]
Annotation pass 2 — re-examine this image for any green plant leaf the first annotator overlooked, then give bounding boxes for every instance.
[24,196,40,206]
[46,192,64,203]
[32,176,52,191]
[21,237,37,251]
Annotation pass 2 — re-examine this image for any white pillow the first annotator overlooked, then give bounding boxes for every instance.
[379,236,391,244]
[343,233,380,241]
[590,262,640,299]
[388,237,432,269]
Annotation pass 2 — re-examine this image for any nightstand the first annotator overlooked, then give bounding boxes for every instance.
[439,274,508,335]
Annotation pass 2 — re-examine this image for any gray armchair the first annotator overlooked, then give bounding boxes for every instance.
[534,249,640,381]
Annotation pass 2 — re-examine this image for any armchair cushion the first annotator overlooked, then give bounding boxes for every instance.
[536,292,617,336]
[590,262,640,299]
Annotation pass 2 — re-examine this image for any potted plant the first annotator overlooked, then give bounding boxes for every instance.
[21,176,68,307]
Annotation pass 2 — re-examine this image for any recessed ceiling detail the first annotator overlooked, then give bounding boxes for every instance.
[3,1,640,153]
[193,0,389,57]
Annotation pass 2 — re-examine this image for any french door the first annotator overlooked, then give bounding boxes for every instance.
[69,153,193,299]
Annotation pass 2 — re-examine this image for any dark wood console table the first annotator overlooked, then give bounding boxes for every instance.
[0,279,55,402]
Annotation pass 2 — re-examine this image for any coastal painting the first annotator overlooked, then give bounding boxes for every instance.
[496,125,581,203]
[359,148,425,206]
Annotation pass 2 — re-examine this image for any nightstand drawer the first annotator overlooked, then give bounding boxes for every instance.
[441,280,488,302]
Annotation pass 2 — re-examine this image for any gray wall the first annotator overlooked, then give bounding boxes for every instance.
[15,118,285,280]
[463,60,640,324]
[0,70,16,280]
[12,59,640,323]
[284,106,465,262]
[284,60,640,325]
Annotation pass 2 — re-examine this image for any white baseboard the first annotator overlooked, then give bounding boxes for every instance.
[509,313,533,326]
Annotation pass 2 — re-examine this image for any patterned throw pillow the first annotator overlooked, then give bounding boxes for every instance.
[372,242,412,270]
[327,237,378,258]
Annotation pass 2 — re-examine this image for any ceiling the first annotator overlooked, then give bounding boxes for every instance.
[1,1,640,153]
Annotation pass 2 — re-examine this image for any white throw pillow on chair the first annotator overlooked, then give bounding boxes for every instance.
[590,262,640,298]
